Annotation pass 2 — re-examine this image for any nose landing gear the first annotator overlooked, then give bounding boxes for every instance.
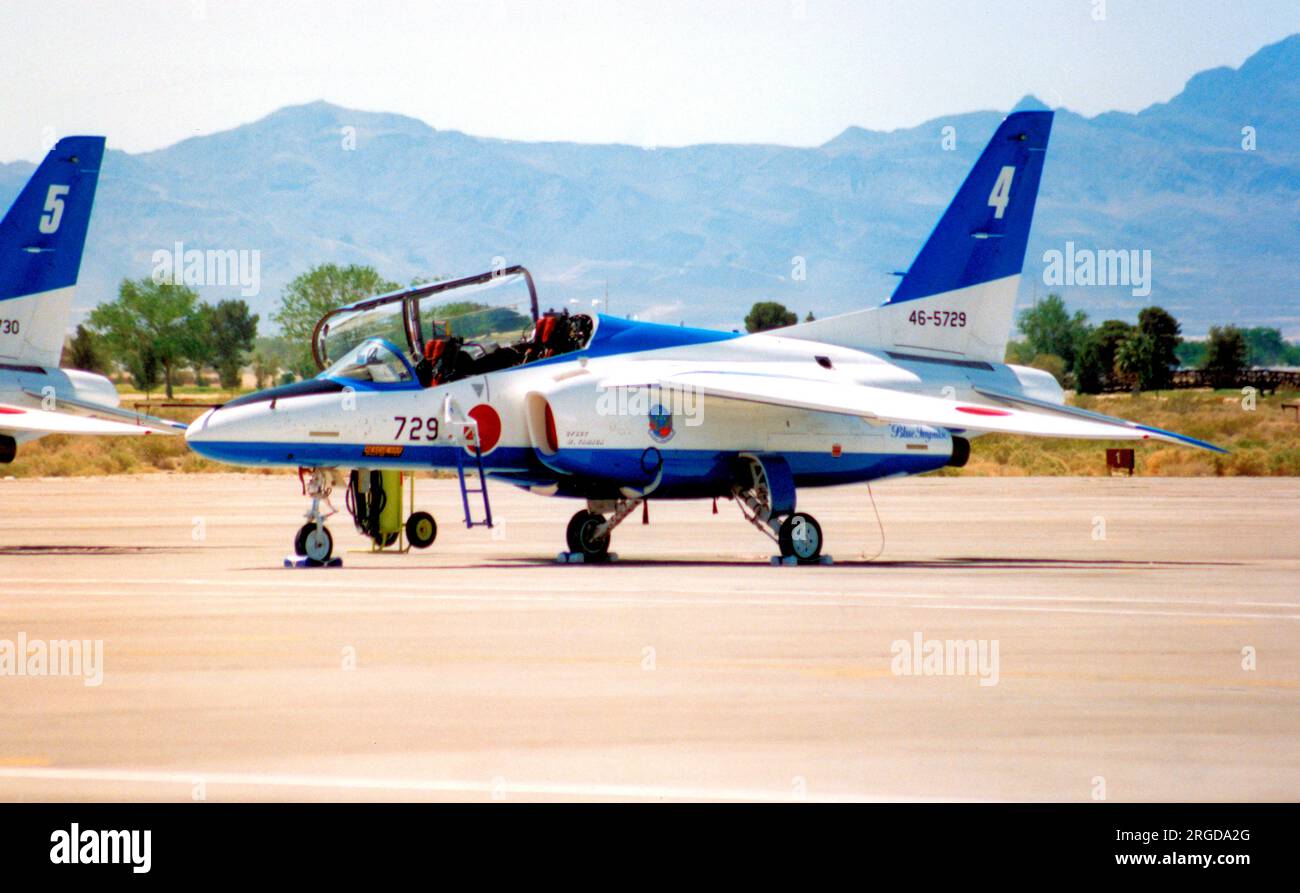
[291,468,340,565]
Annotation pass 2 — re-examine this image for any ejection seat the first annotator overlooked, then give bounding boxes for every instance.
[416,337,448,388]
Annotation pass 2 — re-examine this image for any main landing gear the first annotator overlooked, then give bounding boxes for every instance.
[777,513,824,563]
[561,497,643,562]
[732,455,827,565]
[556,455,827,565]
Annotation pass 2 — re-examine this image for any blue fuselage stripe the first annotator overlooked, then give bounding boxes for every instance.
[188,441,949,497]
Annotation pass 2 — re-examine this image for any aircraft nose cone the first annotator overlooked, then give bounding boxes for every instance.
[181,401,285,467]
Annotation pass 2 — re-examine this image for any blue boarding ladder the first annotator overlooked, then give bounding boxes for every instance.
[443,395,493,529]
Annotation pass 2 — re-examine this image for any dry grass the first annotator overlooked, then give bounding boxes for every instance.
[945,389,1300,477]
[3,392,285,479]
[5,388,1298,478]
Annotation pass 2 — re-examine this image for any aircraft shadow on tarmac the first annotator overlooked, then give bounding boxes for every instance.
[0,545,190,557]
[321,555,1243,571]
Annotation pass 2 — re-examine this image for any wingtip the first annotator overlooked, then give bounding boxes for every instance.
[1136,425,1229,454]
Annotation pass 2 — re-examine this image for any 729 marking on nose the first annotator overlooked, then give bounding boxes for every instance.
[393,416,439,440]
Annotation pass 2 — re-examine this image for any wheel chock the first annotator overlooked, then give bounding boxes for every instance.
[769,555,834,566]
[283,555,344,569]
[555,551,618,564]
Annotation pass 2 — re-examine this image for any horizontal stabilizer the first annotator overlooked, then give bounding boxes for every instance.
[21,389,186,433]
[0,403,159,436]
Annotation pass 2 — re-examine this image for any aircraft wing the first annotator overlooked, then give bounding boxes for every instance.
[601,369,1226,453]
[0,403,161,436]
[21,389,186,433]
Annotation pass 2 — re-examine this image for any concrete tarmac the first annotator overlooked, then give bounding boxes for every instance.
[0,473,1296,801]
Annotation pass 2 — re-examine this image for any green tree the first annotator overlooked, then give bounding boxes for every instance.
[1135,306,1181,389]
[273,264,399,378]
[1240,327,1291,367]
[1027,353,1068,387]
[253,335,295,378]
[1114,331,1159,393]
[1074,320,1132,394]
[1017,294,1089,370]
[1175,340,1207,369]
[804,311,816,322]
[88,278,206,399]
[203,299,259,389]
[744,301,797,333]
[432,301,531,339]
[127,343,162,397]
[251,352,274,390]
[1004,341,1036,365]
[1203,325,1248,387]
[62,324,107,373]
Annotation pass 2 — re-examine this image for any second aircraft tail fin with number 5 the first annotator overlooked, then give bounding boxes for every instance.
[0,136,106,368]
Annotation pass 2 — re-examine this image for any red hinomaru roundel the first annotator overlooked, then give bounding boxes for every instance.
[465,404,502,453]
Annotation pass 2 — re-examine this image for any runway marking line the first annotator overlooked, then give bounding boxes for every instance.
[0,766,970,803]
[2,577,1298,621]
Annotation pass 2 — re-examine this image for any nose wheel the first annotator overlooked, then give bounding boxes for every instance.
[295,523,335,562]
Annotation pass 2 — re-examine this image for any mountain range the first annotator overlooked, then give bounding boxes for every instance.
[3,34,1297,337]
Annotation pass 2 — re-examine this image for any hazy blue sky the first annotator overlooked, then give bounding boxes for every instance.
[3,0,1297,161]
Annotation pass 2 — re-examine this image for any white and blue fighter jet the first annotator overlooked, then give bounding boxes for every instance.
[185,111,1223,564]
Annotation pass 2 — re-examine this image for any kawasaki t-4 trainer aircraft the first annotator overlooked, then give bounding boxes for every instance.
[0,135,184,463]
[185,111,1222,564]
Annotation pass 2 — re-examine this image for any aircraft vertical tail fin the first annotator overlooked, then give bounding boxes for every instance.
[782,111,1052,363]
[0,136,106,368]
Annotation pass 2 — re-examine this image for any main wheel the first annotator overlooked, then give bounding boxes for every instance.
[406,512,437,549]
[778,512,823,563]
[303,525,334,563]
[565,510,610,559]
[294,523,314,556]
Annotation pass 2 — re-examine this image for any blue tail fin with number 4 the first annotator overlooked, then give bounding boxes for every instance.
[783,111,1053,363]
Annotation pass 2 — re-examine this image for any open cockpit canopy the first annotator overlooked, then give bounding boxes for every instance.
[311,266,541,370]
[310,265,596,388]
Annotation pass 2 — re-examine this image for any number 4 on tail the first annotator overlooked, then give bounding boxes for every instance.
[987,166,1015,219]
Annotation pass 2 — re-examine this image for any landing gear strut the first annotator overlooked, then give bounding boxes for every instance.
[294,468,338,563]
[732,455,825,564]
[562,497,643,562]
